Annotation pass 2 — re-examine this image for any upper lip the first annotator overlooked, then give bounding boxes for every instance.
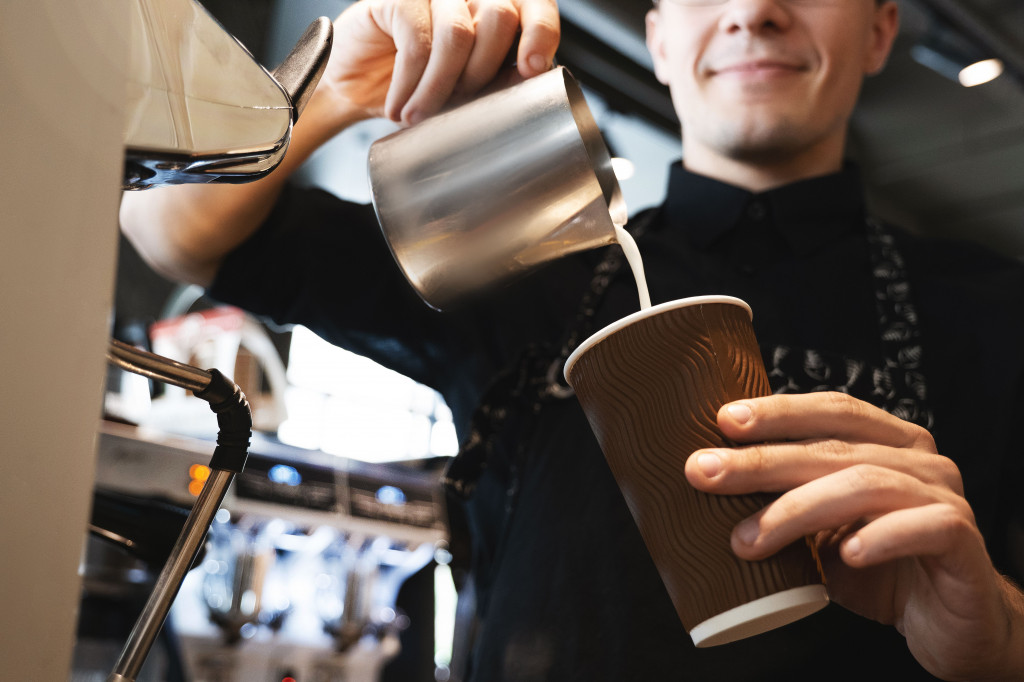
[709,59,806,75]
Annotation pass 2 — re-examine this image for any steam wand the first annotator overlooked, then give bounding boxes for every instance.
[105,339,252,682]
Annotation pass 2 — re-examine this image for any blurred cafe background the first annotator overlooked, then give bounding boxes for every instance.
[1,0,1022,680]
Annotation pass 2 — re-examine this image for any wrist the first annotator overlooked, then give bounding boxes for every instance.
[983,575,1024,681]
[294,85,374,147]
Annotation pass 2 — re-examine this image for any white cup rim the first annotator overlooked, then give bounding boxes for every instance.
[563,295,753,382]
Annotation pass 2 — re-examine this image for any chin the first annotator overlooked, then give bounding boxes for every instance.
[709,119,822,165]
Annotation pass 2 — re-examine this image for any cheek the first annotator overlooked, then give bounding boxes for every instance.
[815,37,869,114]
[813,15,875,90]
[655,7,714,86]
[666,44,712,112]
[657,20,710,84]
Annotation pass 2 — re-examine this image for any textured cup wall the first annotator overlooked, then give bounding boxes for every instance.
[567,302,823,631]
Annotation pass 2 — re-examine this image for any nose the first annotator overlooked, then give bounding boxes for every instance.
[718,0,793,36]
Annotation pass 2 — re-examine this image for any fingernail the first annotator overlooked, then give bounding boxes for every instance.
[527,54,548,73]
[406,110,424,126]
[696,452,723,478]
[736,520,759,546]
[845,535,862,558]
[726,403,753,424]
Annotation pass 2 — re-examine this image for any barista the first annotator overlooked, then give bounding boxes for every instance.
[121,0,1024,679]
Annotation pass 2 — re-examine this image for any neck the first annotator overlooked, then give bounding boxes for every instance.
[680,134,847,193]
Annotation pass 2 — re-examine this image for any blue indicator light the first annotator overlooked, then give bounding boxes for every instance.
[268,464,301,487]
[376,485,406,506]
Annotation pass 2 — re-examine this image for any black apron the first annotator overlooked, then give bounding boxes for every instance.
[441,215,934,678]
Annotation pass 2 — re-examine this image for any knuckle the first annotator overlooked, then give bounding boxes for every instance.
[743,444,772,475]
[845,463,886,492]
[931,455,965,494]
[480,2,519,31]
[822,390,862,417]
[439,19,475,51]
[932,502,975,539]
[404,32,433,63]
[948,495,976,525]
[762,494,800,532]
[808,437,851,460]
[909,425,937,453]
[526,17,560,45]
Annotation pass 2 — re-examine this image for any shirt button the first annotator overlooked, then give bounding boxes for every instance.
[747,201,767,221]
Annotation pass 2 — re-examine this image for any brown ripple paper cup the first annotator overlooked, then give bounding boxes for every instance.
[564,296,828,647]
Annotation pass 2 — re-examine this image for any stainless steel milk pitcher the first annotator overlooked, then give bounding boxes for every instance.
[368,67,626,311]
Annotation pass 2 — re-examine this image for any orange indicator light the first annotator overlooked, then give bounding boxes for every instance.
[189,464,211,482]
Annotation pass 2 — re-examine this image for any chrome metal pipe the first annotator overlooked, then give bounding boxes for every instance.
[106,338,212,393]
[106,469,234,682]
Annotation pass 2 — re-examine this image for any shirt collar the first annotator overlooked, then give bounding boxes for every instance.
[661,161,867,256]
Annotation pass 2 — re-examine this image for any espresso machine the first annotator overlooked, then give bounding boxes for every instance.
[3,1,445,679]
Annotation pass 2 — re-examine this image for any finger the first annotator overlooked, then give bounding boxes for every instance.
[384,0,435,121]
[842,506,1015,680]
[718,392,937,453]
[401,0,478,124]
[515,0,560,76]
[729,464,969,561]
[838,503,988,575]
[455,0,520,97]
[686,440,965,496]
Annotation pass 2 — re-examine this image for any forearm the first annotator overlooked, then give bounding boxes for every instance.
[985,574,1024,681]
[119,85,368,288]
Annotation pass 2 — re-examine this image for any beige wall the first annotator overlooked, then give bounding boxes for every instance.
[0,1,126,679]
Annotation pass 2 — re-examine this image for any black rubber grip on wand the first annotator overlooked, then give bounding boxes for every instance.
[193,369,252,473]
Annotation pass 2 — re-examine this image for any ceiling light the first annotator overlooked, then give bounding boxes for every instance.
[958,58,1004,87]
[910,29,1003,88]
